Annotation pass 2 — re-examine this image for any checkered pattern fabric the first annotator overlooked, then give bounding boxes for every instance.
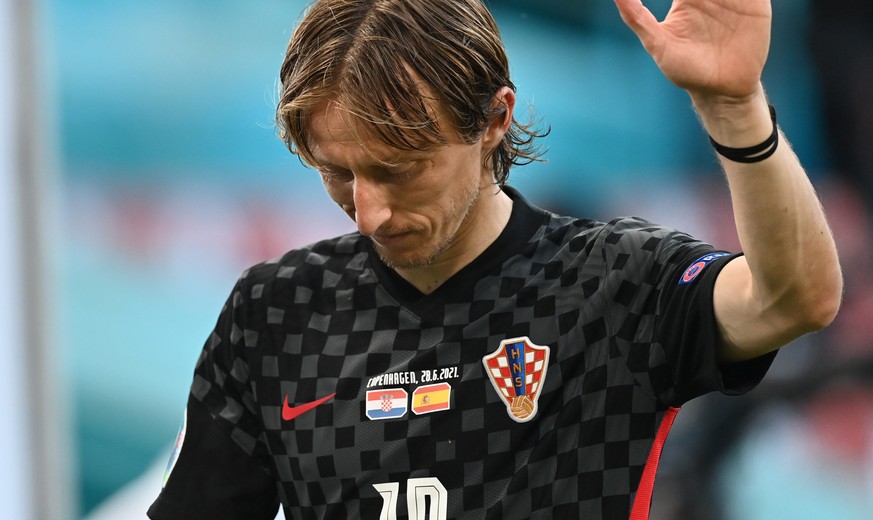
[150,188,774,520]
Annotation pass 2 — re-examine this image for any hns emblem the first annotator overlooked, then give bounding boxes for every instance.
[482,337,550,423]
[679,252,731,285]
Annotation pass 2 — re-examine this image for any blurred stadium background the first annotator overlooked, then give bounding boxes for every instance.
[2,0,872,518]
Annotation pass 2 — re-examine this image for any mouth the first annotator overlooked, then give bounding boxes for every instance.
[371,231,413,247]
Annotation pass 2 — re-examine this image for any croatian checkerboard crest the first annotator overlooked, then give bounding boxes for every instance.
[482,336,550,423]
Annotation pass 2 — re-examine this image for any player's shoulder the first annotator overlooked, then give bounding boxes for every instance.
[534,205,679,247]
[596,215,701,253]
[236,231,368,292]
[534,212,708,274]
[533,209,615,257]
[603,215,679,235]
[532,206,599,243]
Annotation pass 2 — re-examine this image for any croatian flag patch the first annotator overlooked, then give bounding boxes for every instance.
[679,252,731,285]
[365,388,408,420]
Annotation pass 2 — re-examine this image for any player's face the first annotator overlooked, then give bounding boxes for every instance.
[308,99,507,272]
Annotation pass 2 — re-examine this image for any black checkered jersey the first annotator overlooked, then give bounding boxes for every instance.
[149,187,775,520]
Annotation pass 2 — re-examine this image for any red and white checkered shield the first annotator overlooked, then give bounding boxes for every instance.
[482,336,550,423]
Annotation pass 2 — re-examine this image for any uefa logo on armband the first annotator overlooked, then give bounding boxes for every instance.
[482,337,550,423]
[679,251,731,285]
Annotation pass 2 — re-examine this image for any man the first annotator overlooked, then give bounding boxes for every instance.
[148,0,842,518]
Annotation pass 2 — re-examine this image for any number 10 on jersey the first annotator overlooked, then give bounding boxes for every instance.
[374,477,448,520]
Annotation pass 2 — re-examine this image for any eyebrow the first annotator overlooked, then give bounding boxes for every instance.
[311,148,433,171]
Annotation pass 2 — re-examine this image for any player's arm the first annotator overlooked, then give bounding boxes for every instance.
[614,0,843,361]
[700,88,841,362]
[148,396,280,520]
[149,276,281,519]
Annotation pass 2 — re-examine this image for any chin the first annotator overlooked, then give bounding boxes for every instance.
[372,241,445,270]
[374,249,433,270]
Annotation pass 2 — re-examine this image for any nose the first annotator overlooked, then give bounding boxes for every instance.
[352,177,392,236]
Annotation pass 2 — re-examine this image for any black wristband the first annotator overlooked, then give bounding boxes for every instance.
[709,105,779,164]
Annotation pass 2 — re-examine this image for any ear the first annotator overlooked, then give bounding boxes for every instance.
[480,86,516,150]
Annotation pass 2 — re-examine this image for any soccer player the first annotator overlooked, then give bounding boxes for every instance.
[148,0,842,518]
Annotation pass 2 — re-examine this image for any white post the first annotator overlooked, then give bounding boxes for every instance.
[1,0,74,518]
[0,0,35,516]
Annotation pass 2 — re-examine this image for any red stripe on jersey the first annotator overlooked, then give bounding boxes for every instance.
[629,407,680,520]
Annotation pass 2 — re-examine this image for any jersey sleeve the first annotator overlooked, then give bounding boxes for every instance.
[655,249,777,405]
[147,397,280,519]
[599,217,776,407]
[148,276,280,520]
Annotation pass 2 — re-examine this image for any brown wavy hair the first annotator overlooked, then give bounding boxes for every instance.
[276,0,547,185]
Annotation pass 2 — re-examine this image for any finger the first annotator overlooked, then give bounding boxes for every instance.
[613,0,662,53]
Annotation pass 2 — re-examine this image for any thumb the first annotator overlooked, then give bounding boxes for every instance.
[613,0,662,53]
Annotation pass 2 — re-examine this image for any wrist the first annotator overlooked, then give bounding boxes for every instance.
[690,86,773,148]
[709,105,778,163]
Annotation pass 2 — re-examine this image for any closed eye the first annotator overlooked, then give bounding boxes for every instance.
[384,162,419,179]
[318,168,354,184]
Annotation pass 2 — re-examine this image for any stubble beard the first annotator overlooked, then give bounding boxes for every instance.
[372,182,482,271]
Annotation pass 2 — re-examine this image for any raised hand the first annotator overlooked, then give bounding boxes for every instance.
[613,0,771,102]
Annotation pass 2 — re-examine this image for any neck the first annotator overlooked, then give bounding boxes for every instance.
[396,187,513,295]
